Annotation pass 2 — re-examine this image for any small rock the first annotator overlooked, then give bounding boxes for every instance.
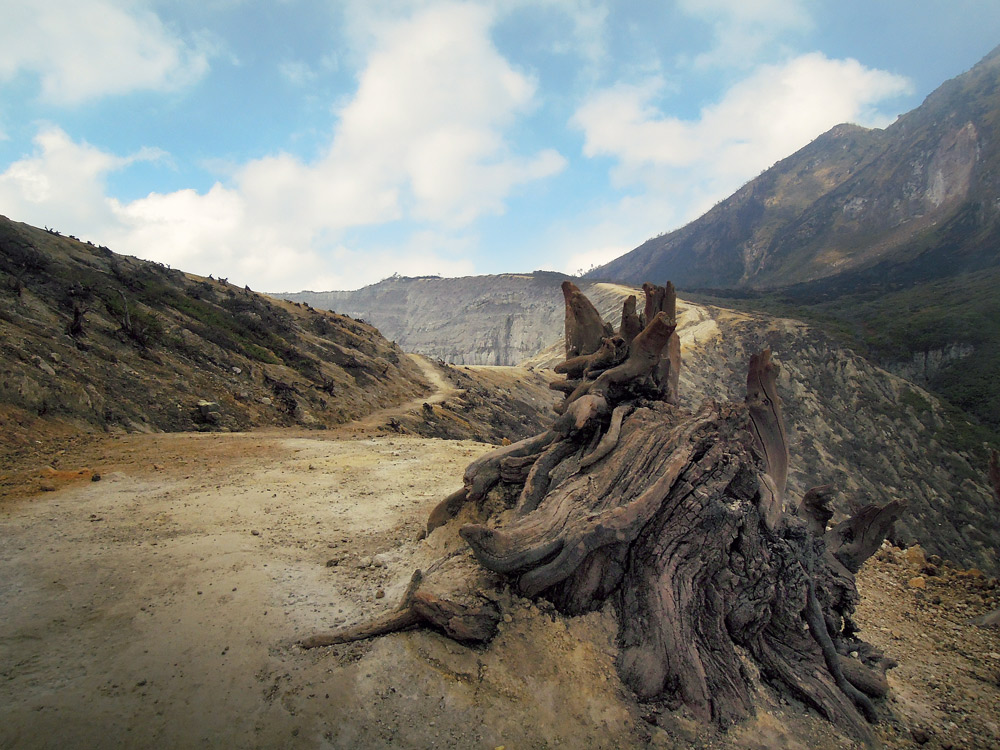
[39,482,56,492]
[902,544,927,568]
[197,399,220,417]
[33,356,56,376]
[91,473,101,482]
[911,727,931,745]
[908,576,926,589]
[260,397,272,406]
[325,558,339,568]
[250,530,260,536]
[375,589,385,599]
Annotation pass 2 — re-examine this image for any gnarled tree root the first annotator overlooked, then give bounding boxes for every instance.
[301,562,502,649]
[300,280,903,748]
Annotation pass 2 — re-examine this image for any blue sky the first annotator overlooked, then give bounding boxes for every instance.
[1,1,998,292]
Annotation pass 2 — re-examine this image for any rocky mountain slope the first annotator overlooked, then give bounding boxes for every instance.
[277,272,626,366]
[590,45,1000,291]
[676,302,998,576]
[0,215,430,441]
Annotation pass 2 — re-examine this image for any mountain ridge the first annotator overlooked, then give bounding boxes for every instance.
[588,44,1000,291]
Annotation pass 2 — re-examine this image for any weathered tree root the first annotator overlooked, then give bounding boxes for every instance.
[301,280,903,747]
[580,404,630,468]
[300,560,503,649]
[805,576,877,723]
[300,570,425,648]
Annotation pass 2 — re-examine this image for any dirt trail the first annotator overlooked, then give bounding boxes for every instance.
[337,353,459,434]
[362,354,457,416]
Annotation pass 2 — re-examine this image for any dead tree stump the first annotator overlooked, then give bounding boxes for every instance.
[302,281,903,745]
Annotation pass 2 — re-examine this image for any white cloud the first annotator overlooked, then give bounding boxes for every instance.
[327,2,565,225]
[573,53,911,195]
[0,0,211,104]
[0,126,146,233]
[548,191,684,278]
[0,2,564,291]
[278,60,318,87]
[677,0,813,68]
[532,0,609,63]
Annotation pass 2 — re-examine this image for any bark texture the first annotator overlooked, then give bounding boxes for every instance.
[302,280,903,745]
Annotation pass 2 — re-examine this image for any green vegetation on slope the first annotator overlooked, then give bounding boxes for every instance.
[689,267,1000,459]
[0,216,426,434]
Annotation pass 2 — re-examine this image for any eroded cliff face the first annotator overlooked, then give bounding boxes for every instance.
[278,273,617,366]
[884,343,976,384]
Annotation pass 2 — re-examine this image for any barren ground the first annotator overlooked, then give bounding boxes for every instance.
[2,380,999,749]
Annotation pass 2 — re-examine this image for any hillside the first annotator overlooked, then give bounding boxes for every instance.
[690,266,1000,442]
[3,209,996,571]
[0,214,431,443]
[590,45,1000,291]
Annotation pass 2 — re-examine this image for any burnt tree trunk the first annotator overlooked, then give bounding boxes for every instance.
[302,281,902,745]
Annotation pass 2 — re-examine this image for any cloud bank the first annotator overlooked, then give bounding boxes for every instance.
[0,0,925,290]
[1,2,564,290]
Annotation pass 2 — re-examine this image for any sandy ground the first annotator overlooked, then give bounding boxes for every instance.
[0,357,642,749]
[2,360,999,749]
[2,426,666,749]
